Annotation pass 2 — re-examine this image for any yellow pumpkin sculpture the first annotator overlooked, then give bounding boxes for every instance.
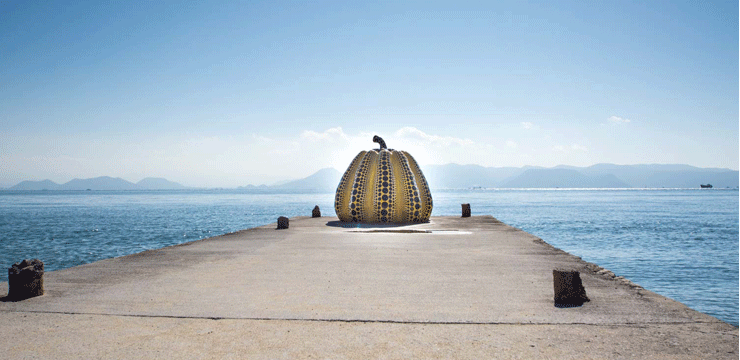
[335,135,433,223]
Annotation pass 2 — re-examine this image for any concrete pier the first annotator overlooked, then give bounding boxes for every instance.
[0,216,737,359]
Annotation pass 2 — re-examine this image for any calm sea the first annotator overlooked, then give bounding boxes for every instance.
[0,189,737,326]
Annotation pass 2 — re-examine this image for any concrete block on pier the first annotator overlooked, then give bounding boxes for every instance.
[8,259,44,300]
[277,216,289,229]
[553,269,589,307]
[461,203,471,217]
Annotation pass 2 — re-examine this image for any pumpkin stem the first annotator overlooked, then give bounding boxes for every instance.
[373,135,387,150]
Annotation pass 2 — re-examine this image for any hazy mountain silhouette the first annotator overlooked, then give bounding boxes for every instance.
[8,179,61,190]
[418,163,738,189]
[237,184,270,190]
[423,164,529,189]
[137,177,187,190]
[7,163,738,191]
[578,164,738,188]
[273,168,342,191]
[500,169,629,188]
[60,176,142,190]
[8,176,186,190]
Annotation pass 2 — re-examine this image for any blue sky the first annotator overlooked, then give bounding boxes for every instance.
[1,1,737,187]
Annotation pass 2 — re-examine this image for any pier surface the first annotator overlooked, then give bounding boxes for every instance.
[1,216,737,359]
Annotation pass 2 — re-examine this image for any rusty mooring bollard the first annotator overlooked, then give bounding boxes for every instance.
[312,205,321,218]
[8,259,44,300]
[461,203,471,217]
[553,269,590,307]
[277,216,289,229]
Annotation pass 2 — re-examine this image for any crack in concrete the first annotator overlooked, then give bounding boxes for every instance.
[0,308,728,329]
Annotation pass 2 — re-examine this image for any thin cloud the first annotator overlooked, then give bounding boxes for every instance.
[300,127,348,141]
[571,143,587,152]
[608,116,631,124]
[251,134,274,144]
[521,122,538,130]
[394,127,474,147]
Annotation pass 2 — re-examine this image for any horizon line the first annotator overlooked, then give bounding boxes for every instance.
[3,161,739,189]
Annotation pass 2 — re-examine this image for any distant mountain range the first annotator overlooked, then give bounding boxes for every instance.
[237,163,738,191]
[8,177,187,191]
[423,163,738,189]
[272,168,342,190]
[6,164,738,191]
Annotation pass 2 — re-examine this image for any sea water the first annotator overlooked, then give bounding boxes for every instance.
[0,188,737,326]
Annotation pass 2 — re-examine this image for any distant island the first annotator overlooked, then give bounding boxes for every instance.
[7,177,187,191]
[423,163,739,190]
[5,164,739,191]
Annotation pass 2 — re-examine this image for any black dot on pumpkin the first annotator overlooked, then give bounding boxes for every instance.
[415,204,421,209]
[382,195,388,200]
[414,211,419,216]
[383,188,388,194]
[381,217,387,222]
[381,210,387,215]
[383,182,388,187]
[351,210,357,215]
[382,202,388,208]
[415,197,420,202]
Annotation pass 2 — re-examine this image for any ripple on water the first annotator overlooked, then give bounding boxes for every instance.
[0,189,736,326]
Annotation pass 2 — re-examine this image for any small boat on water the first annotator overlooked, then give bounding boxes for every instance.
[700,184,713,188]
